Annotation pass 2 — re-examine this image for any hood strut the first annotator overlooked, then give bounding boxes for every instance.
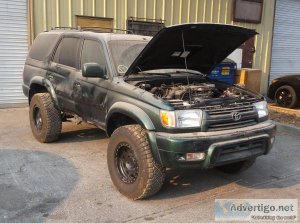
[181,30,192,104]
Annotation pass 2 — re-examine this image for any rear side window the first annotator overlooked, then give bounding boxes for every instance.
[29,33,60,61]
[53,37,81,68]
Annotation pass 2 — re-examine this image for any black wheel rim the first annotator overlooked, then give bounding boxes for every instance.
[115,143,139,184]
[33,106,43,131]
[276,89,293,107]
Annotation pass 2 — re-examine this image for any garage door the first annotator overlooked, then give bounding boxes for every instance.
[0,0,28,107]
[270,0,300,81]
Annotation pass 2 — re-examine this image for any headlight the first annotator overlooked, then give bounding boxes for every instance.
[160,109,203,128]
[271,79,278,84]
[254,101,268,118]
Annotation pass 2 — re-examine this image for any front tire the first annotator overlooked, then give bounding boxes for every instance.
[107,125,165,200]
[275,85,297,108]
[215,158,256,174]
[29,93,62,143]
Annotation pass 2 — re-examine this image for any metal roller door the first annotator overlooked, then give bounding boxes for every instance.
[270,0,300,82]
[0,0,28,107]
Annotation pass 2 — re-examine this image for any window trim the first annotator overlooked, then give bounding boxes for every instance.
[51,35,82,70]
[80,37,111,78]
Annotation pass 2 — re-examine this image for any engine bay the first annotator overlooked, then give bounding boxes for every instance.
[131,78,261,109]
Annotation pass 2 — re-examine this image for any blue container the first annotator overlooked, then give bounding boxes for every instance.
[209,58,237,85]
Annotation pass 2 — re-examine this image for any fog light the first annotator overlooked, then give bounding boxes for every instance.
[186,152,206,161]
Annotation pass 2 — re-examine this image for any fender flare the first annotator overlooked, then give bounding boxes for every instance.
[106,102,163,165]
[29,76,60,109]
[106,102,156,132]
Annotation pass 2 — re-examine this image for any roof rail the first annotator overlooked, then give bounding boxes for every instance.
[128,16,165,23]
[50,26,133,34]
[51,27,78,30]
[79,26,133,34]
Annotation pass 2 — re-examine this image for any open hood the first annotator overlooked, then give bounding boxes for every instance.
[125,23,257,76]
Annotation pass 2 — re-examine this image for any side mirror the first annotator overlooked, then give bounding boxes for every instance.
[82,63,106,78]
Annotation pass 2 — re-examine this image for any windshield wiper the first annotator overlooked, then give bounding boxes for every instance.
[124,72,171,80]
[137,72,172,77]
[174,70,206,76]
[125,69,205,79]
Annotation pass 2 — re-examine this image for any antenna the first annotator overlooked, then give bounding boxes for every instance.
[181,31,192,104]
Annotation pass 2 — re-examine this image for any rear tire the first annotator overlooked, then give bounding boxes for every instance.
[275,85,297,108]
[215,158,256,174]
[29,93,62,143]
[107,124,165,200]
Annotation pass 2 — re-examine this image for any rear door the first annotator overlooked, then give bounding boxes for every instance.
[74,38,110,126]
[48,36,82,113]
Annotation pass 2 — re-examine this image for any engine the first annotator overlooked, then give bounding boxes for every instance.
[150,83,216,101]
[137,81,256,108]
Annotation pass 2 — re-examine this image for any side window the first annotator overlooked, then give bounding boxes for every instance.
[81,40,107,74]
[29,33,60,61]
[53,37,81,68]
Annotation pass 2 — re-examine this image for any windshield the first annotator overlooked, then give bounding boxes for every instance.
[108,40,148,75]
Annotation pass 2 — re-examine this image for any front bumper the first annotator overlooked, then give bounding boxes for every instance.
[148,120,276,169]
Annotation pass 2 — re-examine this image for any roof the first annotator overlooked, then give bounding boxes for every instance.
[46,29,152,42]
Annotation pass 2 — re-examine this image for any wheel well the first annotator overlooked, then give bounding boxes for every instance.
[29,84,48,103]
[107,113,138,136]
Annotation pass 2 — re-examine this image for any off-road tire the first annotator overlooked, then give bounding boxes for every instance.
[29,93,62,143]
[107,124,165,200]
[275,85,298,108]
[215,158,256,174]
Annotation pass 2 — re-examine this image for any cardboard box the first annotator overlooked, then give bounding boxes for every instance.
[235,69,262,93]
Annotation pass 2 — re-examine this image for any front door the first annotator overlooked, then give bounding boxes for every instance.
[74,39,110,127]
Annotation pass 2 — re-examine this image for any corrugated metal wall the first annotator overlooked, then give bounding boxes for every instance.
[0,0,28,107]
[270,0,300,81]
[31,0,275,94]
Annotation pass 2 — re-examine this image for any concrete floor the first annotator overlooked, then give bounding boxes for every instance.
[0,107,299,223]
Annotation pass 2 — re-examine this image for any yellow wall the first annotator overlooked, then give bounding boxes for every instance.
[30,0,275,94]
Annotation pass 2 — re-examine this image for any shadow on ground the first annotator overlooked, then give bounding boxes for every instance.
[0,150,79,222]
[150,162,300,201]
[59,127,107,143]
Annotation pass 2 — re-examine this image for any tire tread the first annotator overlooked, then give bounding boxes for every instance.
[108,124,165,200]
[30,93,62,143]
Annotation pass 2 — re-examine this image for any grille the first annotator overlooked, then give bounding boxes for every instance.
[204,102,258,131]
[213,139,267,165]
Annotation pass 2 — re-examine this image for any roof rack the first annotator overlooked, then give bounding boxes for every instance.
[50,26,133,34]
[128,17,165,23]
[79,26,133,34]
[51,27,78,30]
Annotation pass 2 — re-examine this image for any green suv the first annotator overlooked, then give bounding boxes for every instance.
[23,24,276,199]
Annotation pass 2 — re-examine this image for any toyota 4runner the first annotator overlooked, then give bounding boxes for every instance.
[23,24,276,199]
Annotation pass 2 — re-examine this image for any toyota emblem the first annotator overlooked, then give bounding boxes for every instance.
[231,112,241,121]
